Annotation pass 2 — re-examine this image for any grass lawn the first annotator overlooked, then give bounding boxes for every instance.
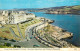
[0,27,14,39]
[0,27,20,40]
[0,45,14,48]
[3,24,21,37]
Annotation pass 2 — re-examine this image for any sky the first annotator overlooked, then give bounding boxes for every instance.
[0,0,80,9]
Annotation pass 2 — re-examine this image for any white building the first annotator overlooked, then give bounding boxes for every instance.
[8,12,35,24]
[0,10,36,24]
[0,23,2,27]
[0,15,7,24]
[2,10,9,16]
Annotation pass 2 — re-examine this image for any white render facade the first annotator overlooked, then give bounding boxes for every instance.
[0,10,36,24]
[0,15,7,24]
[8,13,35,24]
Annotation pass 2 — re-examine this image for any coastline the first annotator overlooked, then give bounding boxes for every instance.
[45,12,80,15]
[34,18,76,48]
[37,17,73,41]
[49,24,73,39]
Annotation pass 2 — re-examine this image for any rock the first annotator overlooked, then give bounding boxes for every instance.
[48,20,54,23]
[59,32,73,40]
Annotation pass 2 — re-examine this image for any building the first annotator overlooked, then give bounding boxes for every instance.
[0,15,8,24]
[0,10,36,24]
[7,11,35,24]
[2,10,9,16]
[0,24,2,27]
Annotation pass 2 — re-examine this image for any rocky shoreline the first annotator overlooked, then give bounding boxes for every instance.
[49,24,73,40]
[38,17,73,40]
[37,24,76,48]
[34,18,77,48]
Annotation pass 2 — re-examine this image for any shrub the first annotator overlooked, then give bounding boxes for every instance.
[4,38,8,40]
[14,45,17,47]
[10,39,16,42]
[4,43,11,47]
[16,46,21,48]
[62,29,67,32]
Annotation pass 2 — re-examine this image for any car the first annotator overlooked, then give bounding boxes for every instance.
[30,37,33,39]
[33,44,40,47]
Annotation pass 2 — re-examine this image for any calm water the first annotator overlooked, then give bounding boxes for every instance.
[29,12,80,46]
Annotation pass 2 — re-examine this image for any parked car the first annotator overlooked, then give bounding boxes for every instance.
[30,37,33,39]
[34,36,38,39]
[33,44,40,47]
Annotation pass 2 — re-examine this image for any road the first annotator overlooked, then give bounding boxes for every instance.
[24,22,49,48]
[16,24,23,39]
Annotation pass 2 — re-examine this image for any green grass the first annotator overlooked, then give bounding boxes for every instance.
[0,45,14,48]
[55,5,80,12]
[72,5,80,10]
[0,27,21,40]
[3,24,21,38]
[0,27,15,39]
[62,6,71,10]
[63,5,80,11]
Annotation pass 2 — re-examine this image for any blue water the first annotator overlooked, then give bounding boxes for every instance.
[29,12,80,46]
